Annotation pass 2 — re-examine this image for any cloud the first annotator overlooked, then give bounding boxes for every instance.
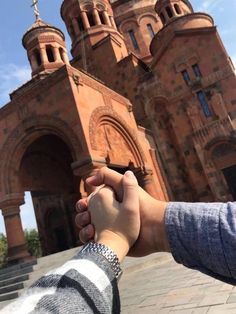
[0,64,31,107]
[197,0,224,13]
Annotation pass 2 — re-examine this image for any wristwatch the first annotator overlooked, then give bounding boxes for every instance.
[80,242,123,280]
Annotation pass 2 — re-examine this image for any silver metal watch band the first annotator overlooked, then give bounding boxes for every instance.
[80,242,123,280]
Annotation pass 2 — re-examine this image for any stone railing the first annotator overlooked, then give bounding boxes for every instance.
[193,116,234,147]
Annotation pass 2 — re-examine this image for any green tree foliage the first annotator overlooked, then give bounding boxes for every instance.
[0,233,7,268]
[24,229,42,258]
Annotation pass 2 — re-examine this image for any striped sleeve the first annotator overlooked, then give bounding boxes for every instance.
[1,251,120,314]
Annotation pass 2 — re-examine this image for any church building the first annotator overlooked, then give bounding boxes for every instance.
[0,0,235,263]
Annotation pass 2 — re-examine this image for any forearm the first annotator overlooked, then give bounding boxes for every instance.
[3,250,120,314]
[165,201,236,284]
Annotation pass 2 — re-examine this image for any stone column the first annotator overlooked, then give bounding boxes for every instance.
[53,47,62,62]
[81,11,90,29]
[72,17,80,36]
[162,10,169,22]
[110,16,117,30]
[170,4,176,17]
[1,195,30,263]
[40,47,48,64]
[29,53,38,72]
[135,167,159,199]
[62,49,70,65]
[103,11,111,26]
[93,8,101,25]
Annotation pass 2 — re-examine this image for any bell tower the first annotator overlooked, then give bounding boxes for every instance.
[23,0,70,78]
[112,0,162,63]
[61,0,126,60]
[155,0,193,26]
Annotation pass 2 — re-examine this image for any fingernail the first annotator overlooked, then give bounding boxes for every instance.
[85,226,91,236]
[125,171,135,178]
[77,201,86,211]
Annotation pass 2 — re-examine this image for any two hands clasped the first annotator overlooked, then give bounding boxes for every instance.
[76,167,170,263]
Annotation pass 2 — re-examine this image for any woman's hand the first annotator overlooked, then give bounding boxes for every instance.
[87,171,140,262]
[76,167,170,257]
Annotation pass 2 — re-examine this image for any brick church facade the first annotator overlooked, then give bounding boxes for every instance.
[0,0,235,262]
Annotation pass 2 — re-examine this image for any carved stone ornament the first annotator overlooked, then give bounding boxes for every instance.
[89,106,146,166]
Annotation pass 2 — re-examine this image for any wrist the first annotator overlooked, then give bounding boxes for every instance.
[96,230,130,262]
[152,200,170,253]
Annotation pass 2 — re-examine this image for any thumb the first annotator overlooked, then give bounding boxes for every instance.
[122,171,139,213]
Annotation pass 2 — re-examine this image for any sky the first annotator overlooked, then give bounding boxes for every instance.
[0,0,236,234]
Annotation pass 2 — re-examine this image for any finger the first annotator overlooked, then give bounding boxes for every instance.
[79,225,95,243]
[122,171,139,213]
[76,199,88,213]
[87,184,105,204]
[89,186,116,209]
[75,211,91,229]
[86,167,123,201]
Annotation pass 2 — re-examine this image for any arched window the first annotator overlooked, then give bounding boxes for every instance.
[160,13,166,25]
[78,17,84,31]
[59,48,65,62]
[46,46,55,63]
[87,11,96,27]
[69,25,75,39]
[174,4,181,14]
[166,6,173,18]
[34,49,41,66]
[99,11,106,25]
[147,24,155,39]
[197,91,212,117]
[128,29,139,50]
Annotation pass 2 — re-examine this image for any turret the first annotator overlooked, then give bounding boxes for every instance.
[23,2,69,78]
[112,0,162,63]
[150,0,213,56]
[61,0,121,59]
[155,0,193,26]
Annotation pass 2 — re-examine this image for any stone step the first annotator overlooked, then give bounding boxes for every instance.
[0,260,37,276]
[0,274,29,288]
[0,291,19,303]
[0,282,24,296]
[0,300,12,310]
[0,266,34,282]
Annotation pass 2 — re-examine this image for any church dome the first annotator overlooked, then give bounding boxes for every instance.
[22,17,69,78]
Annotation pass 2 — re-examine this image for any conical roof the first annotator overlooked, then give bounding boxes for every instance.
[25,18,53,32]
[22,18,65,48]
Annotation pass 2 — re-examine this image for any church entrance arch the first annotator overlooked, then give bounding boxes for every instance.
[0,116,83,261]
[210,141,236,200]
[18,134,79,256]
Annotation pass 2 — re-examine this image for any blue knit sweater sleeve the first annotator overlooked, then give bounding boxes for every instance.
[165,202,236,285]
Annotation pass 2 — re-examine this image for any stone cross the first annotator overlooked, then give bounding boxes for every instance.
[31,0,40,21]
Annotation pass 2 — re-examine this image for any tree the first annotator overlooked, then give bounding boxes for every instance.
[0,233,7,268]
[24,229,42,258]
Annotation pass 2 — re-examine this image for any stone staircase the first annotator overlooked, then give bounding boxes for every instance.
[0,260,37,309]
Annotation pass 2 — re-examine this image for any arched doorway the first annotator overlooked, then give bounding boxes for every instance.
[211,142,236,200]
[19,134,79,255]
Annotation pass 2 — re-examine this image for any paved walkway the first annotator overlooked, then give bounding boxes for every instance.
[2,249,236,313]
[120,255,236,314]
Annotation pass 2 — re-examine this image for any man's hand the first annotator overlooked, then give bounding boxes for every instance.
[88,171,140,262]
[76,167,170,257]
